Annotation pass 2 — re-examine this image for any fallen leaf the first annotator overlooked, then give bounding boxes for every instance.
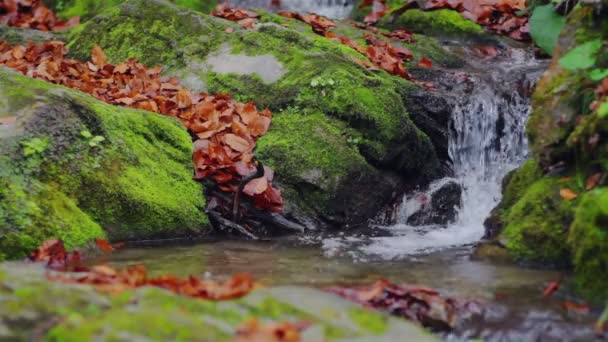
[586,173,603,191]
[95,238,114,253]
[543,279,560,297]
[417,57,433,68]
[0,116,17,125]
[562,301,590,314]
[560,188,578,201]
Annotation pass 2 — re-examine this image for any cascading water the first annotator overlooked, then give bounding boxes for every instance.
[231,0,354,18]
[323,45,548,259]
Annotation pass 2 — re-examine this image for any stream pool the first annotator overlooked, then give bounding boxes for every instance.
[92,238,601,341]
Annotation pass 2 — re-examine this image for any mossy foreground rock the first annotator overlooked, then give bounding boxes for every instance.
[488,7,608,300]
[54,0,450,226]
[0,262,435,341]
[0,69,208,260]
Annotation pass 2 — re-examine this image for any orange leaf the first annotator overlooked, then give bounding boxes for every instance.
[543,280,560,297]
[417,57,433,68]
[560,188,578,201]
[224,133,252,153]
[586,173,603,191]
[91,44,107,67]
[243,177,269,196]
[95,238,114,253]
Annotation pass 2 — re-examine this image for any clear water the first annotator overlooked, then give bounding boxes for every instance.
[322,45,548,259]
[94,239,599,341]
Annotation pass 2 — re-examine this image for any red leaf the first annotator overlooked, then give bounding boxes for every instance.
[417,57,433,68]
[543,280,560,297]
[95,238,114,253]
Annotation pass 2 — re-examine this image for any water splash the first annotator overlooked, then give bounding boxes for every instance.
[231,0,354,18]
[323,46,547,259]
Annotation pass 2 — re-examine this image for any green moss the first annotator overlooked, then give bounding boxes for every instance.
[500,159,543,210]
[0,69,208,259]
[568,188,608,300]
[256,110,368,212]
[46,0,217,20]
[382,9,485,38]
[501,178,576,264]
[348,307,389,335]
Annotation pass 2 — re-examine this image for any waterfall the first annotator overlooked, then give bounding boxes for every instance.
[323,46,547,259]
[231,0,355,18]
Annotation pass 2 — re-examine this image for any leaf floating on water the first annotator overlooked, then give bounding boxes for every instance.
[560,188,578,201]
[542,279,560,297]
[328,280,482,331]
[562,301,590,315]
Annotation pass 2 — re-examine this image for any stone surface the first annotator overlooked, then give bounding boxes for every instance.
[0,262,435,341]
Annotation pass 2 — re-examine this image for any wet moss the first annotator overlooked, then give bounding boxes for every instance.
[0,69,208,259]
[382,9,485,38]
[568,189,608,300]
[348,307,389,335]
[500,178,576,264]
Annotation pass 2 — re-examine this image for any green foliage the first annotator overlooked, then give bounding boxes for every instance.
[559,39,603,70]
[530,4,567,55]
[20,138,49,156]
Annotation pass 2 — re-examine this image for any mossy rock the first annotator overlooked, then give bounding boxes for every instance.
[61,0,449,225]
[568,188,608,300]
[489,6,608,300]
[43,0,218,20]
[0,68,208,259]
[0,262,435,341]
[499,177,576,265]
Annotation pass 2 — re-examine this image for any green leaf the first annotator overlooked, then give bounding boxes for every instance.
[80,130,93,138]
[89,135,105,147]
[588,68,608,81]
[559,39,602,71]
[530,5,567,55]
[598,101,608,118]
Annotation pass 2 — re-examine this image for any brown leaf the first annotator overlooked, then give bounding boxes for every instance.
[417,57,433,68]
[0,116,17,125]
[243,177,269,196]
[91,44,107,67]
[224,133,252,153]
[560,188,578,201]
[95,238,114,253]
[586,173,603,191]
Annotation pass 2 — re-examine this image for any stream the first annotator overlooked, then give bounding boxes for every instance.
[94,2,602,340]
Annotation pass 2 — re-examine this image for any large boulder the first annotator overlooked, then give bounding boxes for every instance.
[485,6,608,300]
[0,69,208,261]
[0,262,435,341]
[51,0,458,227]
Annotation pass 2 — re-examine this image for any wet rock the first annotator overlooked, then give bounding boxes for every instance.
[56,0,457,228]
[407,180,462,226]
[471,242,513,263]
[0,262,434,341]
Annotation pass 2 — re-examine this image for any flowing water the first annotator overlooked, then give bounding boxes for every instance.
[232,0,355,18]
[322,44,547,260]
[95,2,604,339]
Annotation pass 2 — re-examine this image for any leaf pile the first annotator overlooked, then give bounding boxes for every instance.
[0,0,79,31]
[277,12,431,87]
[233,319,307,342]
[30,239,255,300]
[0,40,283,212]
[212,3,260,29]
[328,280,482,331]
[360,0,530,40]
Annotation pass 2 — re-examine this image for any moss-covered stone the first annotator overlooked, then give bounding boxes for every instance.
[488,5,608,300]
[60,0,447,225]
[0,262,435,341]
[500,178,576,264]
[568,189,608,300]
[0,68,208,259]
